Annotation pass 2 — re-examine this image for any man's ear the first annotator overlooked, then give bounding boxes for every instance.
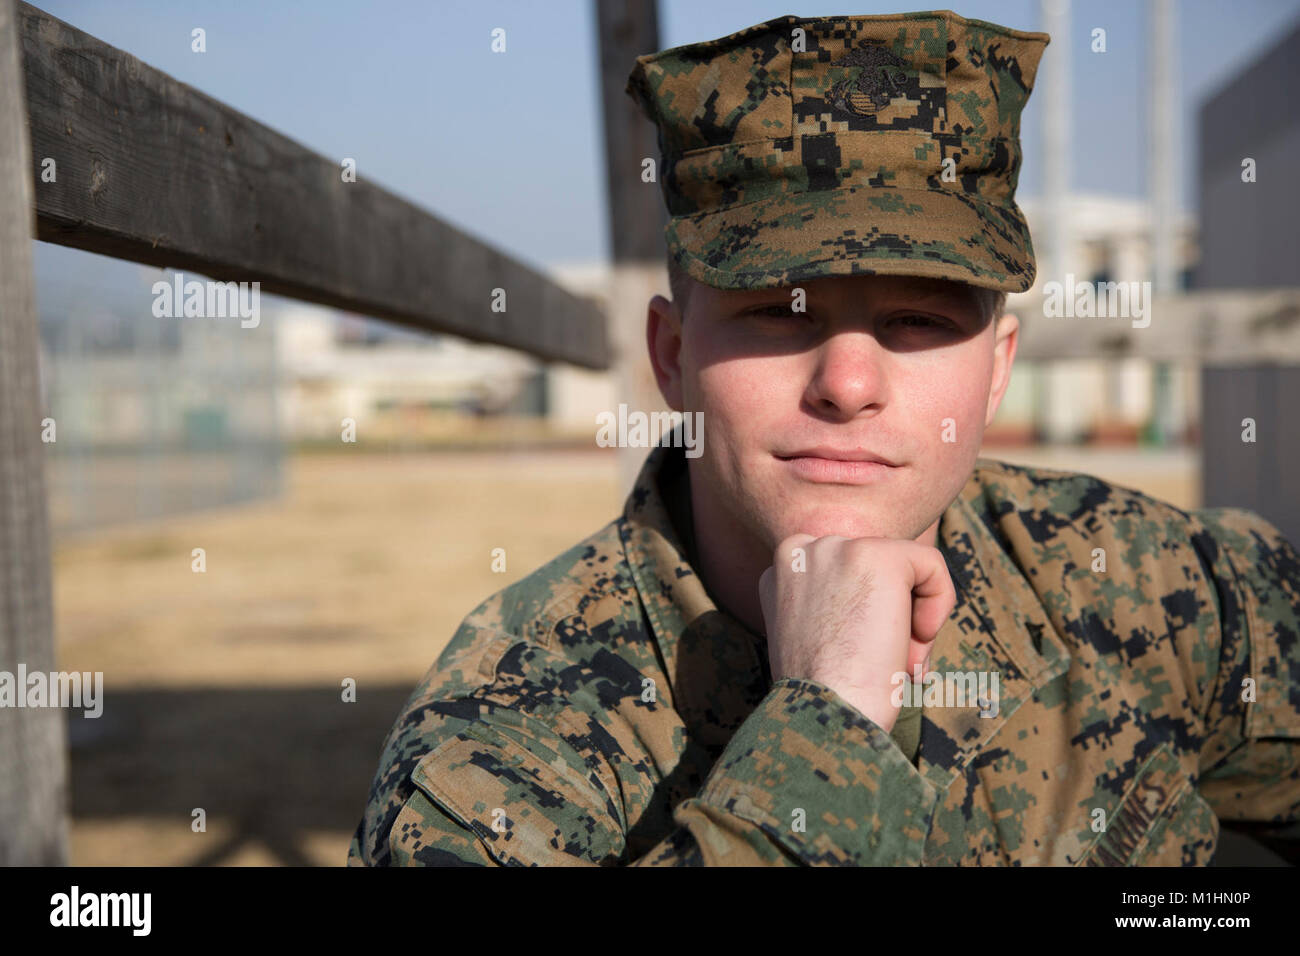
[984,311,1019,427]
[647,293,685,412]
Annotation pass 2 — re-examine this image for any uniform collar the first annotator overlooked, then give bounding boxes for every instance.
[618,443,772,752]
[921,462,1073,791]
[618,444,1071,786]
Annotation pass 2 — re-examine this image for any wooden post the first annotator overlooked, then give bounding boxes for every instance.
[0,0,68,865]
[596,0,670,494]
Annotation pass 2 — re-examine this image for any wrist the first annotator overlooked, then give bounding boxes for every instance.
[807,676,900,733]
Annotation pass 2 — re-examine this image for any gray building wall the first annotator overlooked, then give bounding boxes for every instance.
[1193,19,1300,549]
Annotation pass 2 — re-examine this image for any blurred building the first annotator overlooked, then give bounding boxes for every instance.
[269,259,626,445]
[274,304,565,444]
[36,270,280,537]
[997,192,1199,446]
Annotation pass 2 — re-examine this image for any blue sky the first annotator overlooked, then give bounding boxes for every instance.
[30,0,1300,281]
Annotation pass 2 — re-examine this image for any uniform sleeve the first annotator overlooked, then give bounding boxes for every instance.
[350,673,938,867]
[1190,507,1300,862]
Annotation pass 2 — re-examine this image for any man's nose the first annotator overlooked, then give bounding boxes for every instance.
[803,331,888,419]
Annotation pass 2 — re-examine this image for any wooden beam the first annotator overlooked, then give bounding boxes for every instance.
[1012,289,1300,363]
[0,0,67,866]
[18,2,608,369]
[596,0,664,265]
[596,1,670,493]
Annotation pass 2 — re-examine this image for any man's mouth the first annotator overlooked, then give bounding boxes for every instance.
[774,447,900,484]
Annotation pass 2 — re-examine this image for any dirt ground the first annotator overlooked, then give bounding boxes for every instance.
[55,449,623,866]
[52,445,1197,865]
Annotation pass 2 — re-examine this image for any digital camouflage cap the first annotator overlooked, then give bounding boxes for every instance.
[624,10,1051,293]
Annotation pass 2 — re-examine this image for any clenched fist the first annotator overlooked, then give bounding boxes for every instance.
[758,534,957,733]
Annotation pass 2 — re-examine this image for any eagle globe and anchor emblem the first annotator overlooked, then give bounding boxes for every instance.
[828,43,913,115]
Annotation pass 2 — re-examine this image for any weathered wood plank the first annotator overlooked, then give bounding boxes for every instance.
[597,0,664,265]
[0,0,68,866]
[596,1,670,493]
[19,2,608,369]
[1013,290,1300,363]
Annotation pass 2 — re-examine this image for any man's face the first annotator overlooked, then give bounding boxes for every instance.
[647,273,1019,552]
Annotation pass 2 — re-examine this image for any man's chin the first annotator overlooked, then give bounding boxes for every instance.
[771,507,907,543]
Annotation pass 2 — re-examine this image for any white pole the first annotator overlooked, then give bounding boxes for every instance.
[1040,0,1072,442]
[1150,0,1179,444]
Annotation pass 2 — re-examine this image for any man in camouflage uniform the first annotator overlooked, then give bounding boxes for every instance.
[349,11,1300,866]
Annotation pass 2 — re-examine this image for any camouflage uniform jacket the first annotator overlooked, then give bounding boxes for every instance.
[349,442,1300,866]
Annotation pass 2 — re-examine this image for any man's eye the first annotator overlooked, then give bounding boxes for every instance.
[746,305,807,319]
[891,314,954,330]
